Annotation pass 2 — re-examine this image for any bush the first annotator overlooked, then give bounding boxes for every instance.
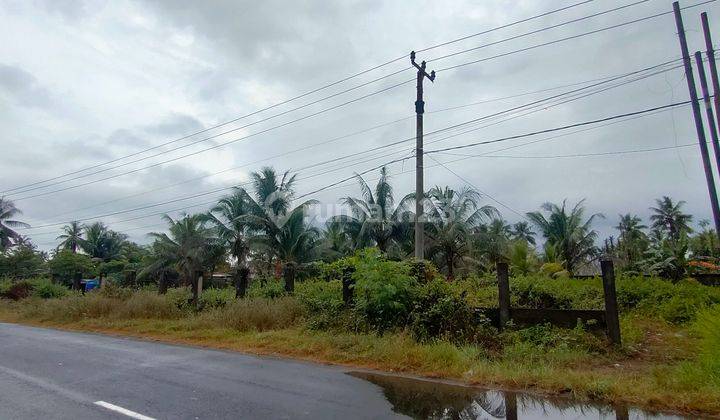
[247,279,286,299]
[1,280,33,300]
[31,280,69,299]
[296,279,345,330]
[511,275,603,310]
[202,297,304,332]
[199,288,235,310]
[165,287,193,311]
[352,249,418,332]
[410,278,492,344]
[617,277,720,323]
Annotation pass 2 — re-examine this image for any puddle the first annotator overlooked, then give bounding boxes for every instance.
[347,371,697,419]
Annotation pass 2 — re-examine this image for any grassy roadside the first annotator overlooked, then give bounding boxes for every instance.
[0,303,718,418]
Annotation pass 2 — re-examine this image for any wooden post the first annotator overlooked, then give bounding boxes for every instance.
[504,393,518,420]
[342,266,355,305]
[601,260,622,346]
[497,262,511,329]
[615,405,629,420]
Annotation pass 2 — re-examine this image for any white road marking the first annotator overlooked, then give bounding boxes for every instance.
[94,401,156,420]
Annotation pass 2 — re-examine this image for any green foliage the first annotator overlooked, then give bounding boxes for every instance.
[616,277,720,323]
[692,305,720,384]
[164,287,193,311]
[199,287,235,310]
[295,279,345,330]
[31,279,69,299]
[48,250,95,285]
[409,278,492,344]
[352,249,417,332]
[247,278,286,299]
[511,275,603,310]
[539,262,564,276]
[0,244,46,279]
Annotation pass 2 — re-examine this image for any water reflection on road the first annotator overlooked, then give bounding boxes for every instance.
[347,371,691,420]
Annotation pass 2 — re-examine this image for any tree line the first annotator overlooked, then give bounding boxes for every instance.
[1,166,716,293]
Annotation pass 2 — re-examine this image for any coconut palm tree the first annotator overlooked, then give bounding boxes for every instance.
[334,167,411,253]
[526,199,602,273]
[0,197,29,251]
[615,213,648,267]
[650,196,693,242]
[321,218,352,261]
[511,221,536,245]
[146,214,215,301]
[80,222,127,261]
[251,166,297,215]
[474,217,512,268]
[56,221,84,253]
[247,201,320,292]
[425,186,497,279]
[204,189,253,297]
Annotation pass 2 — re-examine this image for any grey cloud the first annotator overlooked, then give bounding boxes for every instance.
[0,63,54,109]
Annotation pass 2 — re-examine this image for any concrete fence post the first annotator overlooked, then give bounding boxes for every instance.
[497,262,511,329]
[601,260,622,346]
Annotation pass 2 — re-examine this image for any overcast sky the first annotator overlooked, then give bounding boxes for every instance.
[2,0,720,250]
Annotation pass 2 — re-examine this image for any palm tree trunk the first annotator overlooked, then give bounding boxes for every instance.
[283,262,296,293]
[158,271,168,294]
[235,266,250,298]
[446,253,455,281]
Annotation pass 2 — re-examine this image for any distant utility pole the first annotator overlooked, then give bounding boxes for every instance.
[410,51,435,260]
[672,2,720,237]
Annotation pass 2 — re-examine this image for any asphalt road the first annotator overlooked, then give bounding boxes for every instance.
[0,323,406,420]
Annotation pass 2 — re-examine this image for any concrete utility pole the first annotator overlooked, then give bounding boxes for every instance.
[673,2,720,237]
[702,12,720,160]
[695,51,720,181]
[410,51,435,260]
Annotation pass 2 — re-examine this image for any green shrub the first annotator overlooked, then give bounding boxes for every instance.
[199,287,234,310]
[617,277,720,323]
[409,278,492,344]
[539,262,564,276]
[296,279,345,330]
[165,287,193,311]
[31,280,69,299]
[352,249,417,332]
[0,280,33,300]
[247,279,286,299]
[510,275,603,310]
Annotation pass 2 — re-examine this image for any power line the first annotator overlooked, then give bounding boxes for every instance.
[19,59,685,229]
[434,0,716,73]
[7,3,687,199]
[293,100,699,199]
[425,100,699,155]
[426,153,527,219]
[435,142,697,159]
[2,0,594,195]
[427,0,650,63]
